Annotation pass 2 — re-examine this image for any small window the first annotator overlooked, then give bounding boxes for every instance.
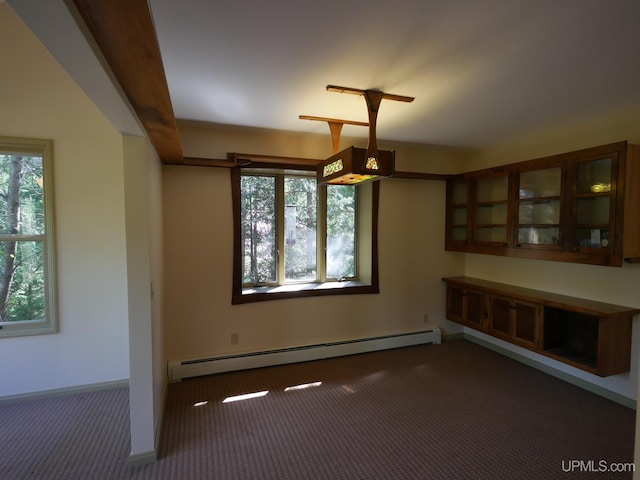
[0,137,56,337]
[232,166,379,304]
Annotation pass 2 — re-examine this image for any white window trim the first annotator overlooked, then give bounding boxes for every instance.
[0,137,57,337]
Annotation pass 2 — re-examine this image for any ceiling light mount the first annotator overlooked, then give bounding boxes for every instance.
[299,115,369,154]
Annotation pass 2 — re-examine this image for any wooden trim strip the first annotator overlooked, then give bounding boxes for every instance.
[233,153,322,166]
[393,171,452,181]
[172,157,451,181]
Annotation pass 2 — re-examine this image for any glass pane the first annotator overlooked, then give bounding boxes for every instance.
[519,167,561,198]
[451,227,467,242]
[284,177,317,282]
[452,182,467,204]
[477,175,508,202]
[575,228,610,248]
[0,240,45,322]
[477,204,507,224]
[476,227,506,243]
[0,154,44,235]
[518,200,560,224]
[241,175,276,284]
[576,197,610,225]
[326,185,356,279]
[518,227,560,245]
[578,158,612,194]
[452,207,467,225]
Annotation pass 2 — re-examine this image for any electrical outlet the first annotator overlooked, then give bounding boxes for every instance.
[422,313,429,324]
[231,333,239,345]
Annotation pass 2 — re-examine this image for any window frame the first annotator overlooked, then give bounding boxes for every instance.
[231,165,379,304]
[0,137,57,337]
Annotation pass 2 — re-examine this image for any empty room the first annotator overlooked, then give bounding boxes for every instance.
[1,1,640,479]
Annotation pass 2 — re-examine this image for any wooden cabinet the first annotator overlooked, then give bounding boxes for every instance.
[445,283,485,329]
[445,142,640,266]
[487,295,541,349]
[443,276,638,377]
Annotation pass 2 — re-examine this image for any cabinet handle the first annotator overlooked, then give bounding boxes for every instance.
[483,312,489,319]
[515,243,522,248]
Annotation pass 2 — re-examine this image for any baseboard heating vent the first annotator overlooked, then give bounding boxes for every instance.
[168,328,440,382]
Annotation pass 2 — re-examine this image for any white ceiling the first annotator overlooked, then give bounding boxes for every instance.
[10,0,640,151]
[147,0,640,150]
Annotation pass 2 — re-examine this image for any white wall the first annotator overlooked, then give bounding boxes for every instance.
[146,138,166,455]
[0,4,130,397]
[162,121,468,364]
[123,135,156,461]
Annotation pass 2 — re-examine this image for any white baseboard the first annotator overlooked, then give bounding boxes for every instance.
[129,450,157,466]
[464,333,636,410]
[0,379,129,405]
[169,329,441,382]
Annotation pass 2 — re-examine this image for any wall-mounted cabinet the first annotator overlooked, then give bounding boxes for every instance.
[445,142,640,266]
[443,276,638,377]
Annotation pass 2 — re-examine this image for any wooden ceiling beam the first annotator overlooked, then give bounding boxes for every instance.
[71,0,183,163]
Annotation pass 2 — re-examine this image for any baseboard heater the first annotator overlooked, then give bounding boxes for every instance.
[168,328,441,382]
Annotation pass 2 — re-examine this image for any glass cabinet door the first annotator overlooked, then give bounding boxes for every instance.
[446,179,469,245]
[516,166,562,248]
[573,157,615,251]
[474,174,508,244]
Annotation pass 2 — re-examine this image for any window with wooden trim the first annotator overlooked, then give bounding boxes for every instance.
[0,137,57,337]
[231,167,379,304]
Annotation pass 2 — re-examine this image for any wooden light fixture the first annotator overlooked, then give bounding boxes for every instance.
[319,146,395,185]
[313,85,414,185]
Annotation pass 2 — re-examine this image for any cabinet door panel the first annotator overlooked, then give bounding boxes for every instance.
[490,297,511,336]
[476,226,507,243]
[477,176,508,202]
[519,200,560,224]
[446,179,470,248]
[576,196,610,225]
[516,166,562,249]
[474,174,509,246]
[577,157,612,194]
[520,167,562,198]
[466,290,484,327]
[447,286,464,321]
[513,302,540,347]
[517,226,560,246]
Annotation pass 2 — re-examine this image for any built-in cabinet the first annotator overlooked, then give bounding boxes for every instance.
[443,276,638,377]
[445,142,640,266]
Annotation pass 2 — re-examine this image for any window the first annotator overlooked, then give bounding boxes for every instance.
[0,137,56,337]
[232,166,379,304]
